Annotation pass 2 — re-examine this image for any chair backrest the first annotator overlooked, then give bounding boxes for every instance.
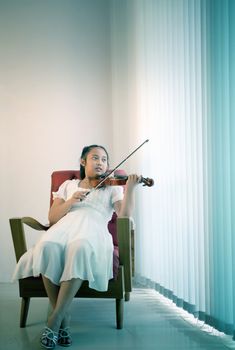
[50,170,126,247]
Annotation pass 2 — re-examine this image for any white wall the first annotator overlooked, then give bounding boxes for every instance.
[0,0,113,282]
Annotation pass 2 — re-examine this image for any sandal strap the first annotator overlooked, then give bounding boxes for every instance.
[58,327,72,347]
[41,327,58,349]
[59,327,71,338]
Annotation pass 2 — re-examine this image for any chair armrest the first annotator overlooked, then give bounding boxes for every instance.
[117,217,134,293]
[21,217,50,231]
[9,217,49,262]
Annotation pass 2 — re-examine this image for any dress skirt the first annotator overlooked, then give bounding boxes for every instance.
[12,183,124,292]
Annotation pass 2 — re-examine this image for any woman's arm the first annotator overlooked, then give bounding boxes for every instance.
[114,174,139,217]
[48,190,88,225]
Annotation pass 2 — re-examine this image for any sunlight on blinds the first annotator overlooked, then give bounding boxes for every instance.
[111,0,235,337]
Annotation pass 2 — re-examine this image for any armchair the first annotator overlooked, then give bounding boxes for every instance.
[10,170,134,329]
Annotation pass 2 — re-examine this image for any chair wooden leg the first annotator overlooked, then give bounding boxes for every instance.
[20,297,30,328]
[125,292,130,301]
[116,298,124,329]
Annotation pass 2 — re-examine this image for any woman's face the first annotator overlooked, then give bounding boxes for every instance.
[83,147,108,178]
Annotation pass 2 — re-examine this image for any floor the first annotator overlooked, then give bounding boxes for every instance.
[0,283,233,350]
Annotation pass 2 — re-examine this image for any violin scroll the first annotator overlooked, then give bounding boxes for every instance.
[139,176,154,187]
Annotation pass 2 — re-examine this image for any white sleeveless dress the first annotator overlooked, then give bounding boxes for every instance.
[12,179,124,291]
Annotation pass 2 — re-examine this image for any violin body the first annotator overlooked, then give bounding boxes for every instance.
[90,174,154,188]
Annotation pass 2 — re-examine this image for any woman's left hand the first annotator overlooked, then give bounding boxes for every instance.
[126,174,140,189]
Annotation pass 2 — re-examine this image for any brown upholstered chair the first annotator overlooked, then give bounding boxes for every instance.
[10,170,134,329]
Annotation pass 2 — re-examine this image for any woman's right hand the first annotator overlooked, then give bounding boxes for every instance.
[49,190,89,225]
[70,190,90,204]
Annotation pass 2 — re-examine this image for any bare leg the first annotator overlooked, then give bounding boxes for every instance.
[46,278,83,332]
[42,276,70,328]
[42,276,80,329]
[42,276,59,310]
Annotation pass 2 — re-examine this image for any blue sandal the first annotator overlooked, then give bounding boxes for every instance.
[40,327,58,349]
[58,327,72,347]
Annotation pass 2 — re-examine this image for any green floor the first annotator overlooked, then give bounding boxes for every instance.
[0,283,232,350]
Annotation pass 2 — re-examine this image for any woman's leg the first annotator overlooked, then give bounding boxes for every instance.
[42,275,59,310]
[42,276,82,330]
[46,278,83,332]
[42,276,69,328]
[40,277,82,348]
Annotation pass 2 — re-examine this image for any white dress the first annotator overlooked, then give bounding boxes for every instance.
[12,179,124,292]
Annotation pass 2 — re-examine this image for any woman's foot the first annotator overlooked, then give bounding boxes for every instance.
[40,327,58,349]
[58,327,72,347]
[42,310,71,348]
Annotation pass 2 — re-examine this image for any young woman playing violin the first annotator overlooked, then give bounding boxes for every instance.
[13,144,145,349]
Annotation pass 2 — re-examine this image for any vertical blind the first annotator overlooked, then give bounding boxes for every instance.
[111,0,235,337]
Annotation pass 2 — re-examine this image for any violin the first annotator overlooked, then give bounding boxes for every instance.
[90,174,154,189]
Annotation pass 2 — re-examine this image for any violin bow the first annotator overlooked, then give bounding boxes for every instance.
[93,139,149,190]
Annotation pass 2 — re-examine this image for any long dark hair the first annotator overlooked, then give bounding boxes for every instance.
[80,144,109,179]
